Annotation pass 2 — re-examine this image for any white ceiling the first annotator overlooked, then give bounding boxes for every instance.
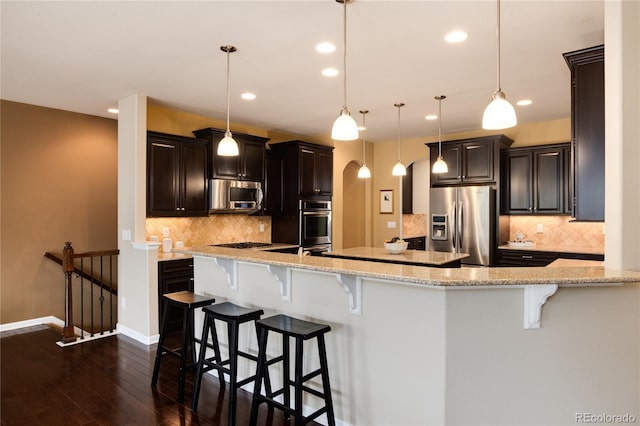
[1,0,604,142]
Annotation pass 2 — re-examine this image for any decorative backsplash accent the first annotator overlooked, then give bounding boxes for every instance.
[403,214,427,238]
[506,216,605,251]
[146,216,271,248]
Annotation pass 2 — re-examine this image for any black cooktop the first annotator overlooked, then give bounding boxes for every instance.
[213,242,273,249]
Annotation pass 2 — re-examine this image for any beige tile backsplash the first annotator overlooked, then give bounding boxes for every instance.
[403,214,427,238]
[506,215,605,251]
[146,216,271,248]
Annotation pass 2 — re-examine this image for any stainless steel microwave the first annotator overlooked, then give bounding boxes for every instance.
[209,179,263,214]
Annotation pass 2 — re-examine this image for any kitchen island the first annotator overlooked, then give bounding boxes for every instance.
[322,246,469,267]
[173,245,640,426]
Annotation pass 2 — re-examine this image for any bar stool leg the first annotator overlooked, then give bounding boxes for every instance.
[227,320,240,426]
[151,298,170,387]
[177,305,191,403]
[318,334,336,426]
[191,315,212,412]
[294,337,304,426]
[249,327,268,426]
[283,335,291,418]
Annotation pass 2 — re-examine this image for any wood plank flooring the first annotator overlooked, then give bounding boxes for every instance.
[1,325,319,425]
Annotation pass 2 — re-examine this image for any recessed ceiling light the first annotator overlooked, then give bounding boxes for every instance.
[315,42,336,54]
[444,30,468,43]
[322,68,339,77]
[517,99,533,106]
[241,92,256,100]
[425,114,438,120]
[107,108,119,114]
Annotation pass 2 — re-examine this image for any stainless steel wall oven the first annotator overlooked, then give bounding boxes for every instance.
[299,200,331,249]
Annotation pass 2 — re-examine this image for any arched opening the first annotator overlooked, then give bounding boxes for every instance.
[342,161,366,248]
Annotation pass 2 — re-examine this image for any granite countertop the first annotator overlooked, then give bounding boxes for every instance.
[498,244,604,256]
[173,245,640,287]
[158,252,193,262]
[547,258,604,267]
[323,246,468,266]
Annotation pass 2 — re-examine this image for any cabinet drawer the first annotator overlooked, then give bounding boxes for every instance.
[159,258,193,276]
[498,249,558,267]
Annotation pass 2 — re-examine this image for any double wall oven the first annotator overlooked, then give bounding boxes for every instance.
[299,200,331,254]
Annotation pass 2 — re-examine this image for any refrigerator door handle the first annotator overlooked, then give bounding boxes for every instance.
[458,200,464,247]
[451,201,457,248]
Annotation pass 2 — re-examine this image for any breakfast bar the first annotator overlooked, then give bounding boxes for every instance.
[174,245,640,426]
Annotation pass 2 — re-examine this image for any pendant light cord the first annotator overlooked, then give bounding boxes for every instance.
[438,98,442,155]
[342,0,348,110]
[225,47,231,132]
[496,0,501,92]
[395,103,403,160]
[362,111,367,161]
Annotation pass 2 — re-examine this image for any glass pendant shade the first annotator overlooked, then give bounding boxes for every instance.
[392,161,406,176]
[357,164,371,178]
[217,131,239,156]
[432,155,448,173]
[482,90,517,130]
[332,108,359,140]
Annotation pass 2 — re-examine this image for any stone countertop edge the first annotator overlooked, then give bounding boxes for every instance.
[173,246,640,288]
[498,244,604,256]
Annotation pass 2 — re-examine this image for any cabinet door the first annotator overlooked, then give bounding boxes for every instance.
[299,147,317,195]
[265,150,284,215]
[431,143,462,185]
[181,142,208,216]
[316,150,334,195]
[503,151,532,214]
[242,140,266,181]
[402,163,413,214]
[148,140,179,217]
[563,146,572,214]
[534,149,563,214]
[211,138,240,179]
[462,142,493,183]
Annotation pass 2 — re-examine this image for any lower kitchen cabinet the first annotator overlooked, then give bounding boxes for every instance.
[157,258,194,333]
[498,249,604,267]
[405,235,426,250]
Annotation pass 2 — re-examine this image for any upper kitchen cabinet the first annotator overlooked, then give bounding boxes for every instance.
[269,141,334,210]
[193,127,269,182]
[501,143,570,215]
[427,135,513,186]
[402,163,413,214]
[147,131,208,217]
[563,45,605,221]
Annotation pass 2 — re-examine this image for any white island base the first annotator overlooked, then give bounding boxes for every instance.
[189,253,640,426]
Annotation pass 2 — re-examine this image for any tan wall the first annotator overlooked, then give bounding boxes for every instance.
[0,100,118,324]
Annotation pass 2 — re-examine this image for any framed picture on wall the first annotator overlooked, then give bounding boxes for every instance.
[380,189,393,214]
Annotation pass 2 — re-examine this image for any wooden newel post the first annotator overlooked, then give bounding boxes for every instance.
[62,241,77,343]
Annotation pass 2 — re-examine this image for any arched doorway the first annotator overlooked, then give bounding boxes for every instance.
[342,161,366,248]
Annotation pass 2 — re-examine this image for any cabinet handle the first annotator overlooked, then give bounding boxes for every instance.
[521,255,533,259]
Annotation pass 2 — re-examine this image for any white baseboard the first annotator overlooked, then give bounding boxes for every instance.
[0,315,64,332]
[116,322,159,345]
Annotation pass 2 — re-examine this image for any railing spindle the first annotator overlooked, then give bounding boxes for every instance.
[62,242,77,344]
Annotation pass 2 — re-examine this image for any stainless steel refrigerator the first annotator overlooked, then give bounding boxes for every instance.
[429,186,496,266]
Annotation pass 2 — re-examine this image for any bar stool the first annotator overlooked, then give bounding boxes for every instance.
[249,314,335,426]
[151,290,216,403]
[191,302,270,426]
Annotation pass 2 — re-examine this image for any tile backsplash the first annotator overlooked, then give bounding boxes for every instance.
[403,214,427,238]
[506,215,604,251]
[146,216,271,247]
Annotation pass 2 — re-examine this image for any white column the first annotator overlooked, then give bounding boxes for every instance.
[604,0,640,271]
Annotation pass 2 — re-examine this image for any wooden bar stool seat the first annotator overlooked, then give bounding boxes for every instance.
[150,290,216,403]
[249,314,336,426]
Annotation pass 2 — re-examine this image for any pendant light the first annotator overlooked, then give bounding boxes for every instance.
[331,0,358,141]
[391,103,406,176]
[218,45,239,156]
[482,0,517,130]
[357,110,371,178]
[432,95,449,174]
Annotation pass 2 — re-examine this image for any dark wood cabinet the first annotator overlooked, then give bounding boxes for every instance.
[563,45,605,221]
[498,248,603,267]
[402,163,413,214]
[501,143,570,215]
[427,135,513,186]
[147,131,208,217]
[157,258,194,332]
[264,149,284,215]
[405,235,426,250]
[192,127,269,182]
[269,141,334,213]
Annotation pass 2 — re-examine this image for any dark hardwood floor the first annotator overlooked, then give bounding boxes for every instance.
[1,325,318,425]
